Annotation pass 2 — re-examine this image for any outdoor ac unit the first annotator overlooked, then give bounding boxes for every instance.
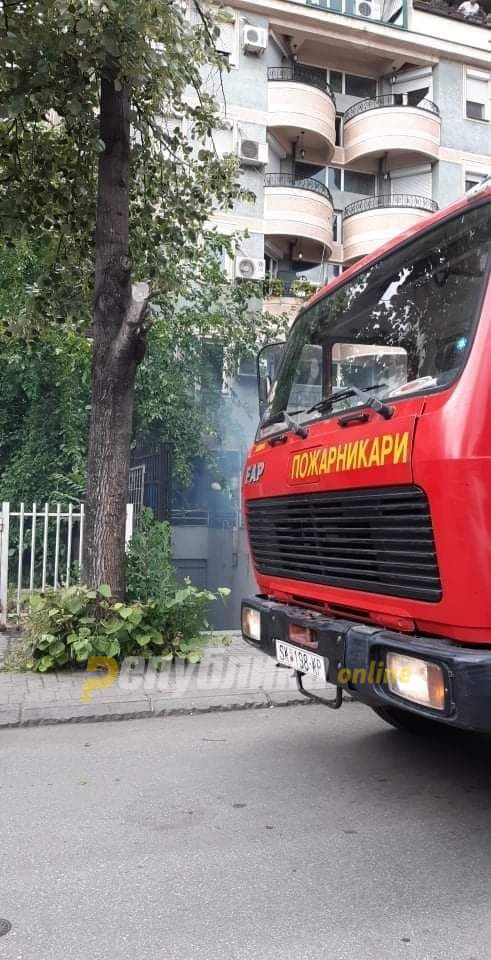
[238,139,269,167]
[354,0,382,18]
[235,256,266,281]
[243,25,268,54]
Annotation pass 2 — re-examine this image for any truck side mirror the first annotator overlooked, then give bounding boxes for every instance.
[257,342,285,417]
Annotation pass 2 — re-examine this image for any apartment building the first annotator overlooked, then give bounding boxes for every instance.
[169,0,491,626]
[209,0,490,313]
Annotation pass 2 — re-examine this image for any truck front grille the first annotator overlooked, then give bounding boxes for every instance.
[246,485,442,603]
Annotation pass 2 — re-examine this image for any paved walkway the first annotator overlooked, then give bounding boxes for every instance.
[0,633,315,727]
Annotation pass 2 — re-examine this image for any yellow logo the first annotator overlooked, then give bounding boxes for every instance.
[80,657,119,703]
[290,431,409,481]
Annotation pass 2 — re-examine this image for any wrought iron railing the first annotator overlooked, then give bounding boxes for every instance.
[414,0,491,29]
[267,66,335,101]
[344,94,440,124]
[264,173,333,203]
[343,194,438,220]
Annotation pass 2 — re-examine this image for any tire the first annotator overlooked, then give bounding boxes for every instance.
[371,705,452,736]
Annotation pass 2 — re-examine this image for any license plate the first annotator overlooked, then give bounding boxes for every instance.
[276,639,327,681]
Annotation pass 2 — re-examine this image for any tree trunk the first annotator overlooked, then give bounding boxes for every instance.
[82,75,145,594]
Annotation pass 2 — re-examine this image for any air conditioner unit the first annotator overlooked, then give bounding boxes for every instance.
[354,0,382,18]
[238,139,269,167]
[235,256,266,281]
[243,25,268,54]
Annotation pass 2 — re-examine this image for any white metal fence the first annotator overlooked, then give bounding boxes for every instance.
[128,464,145,518]
[0,502,134,628]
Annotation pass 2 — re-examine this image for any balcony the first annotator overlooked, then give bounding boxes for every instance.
[342,194,438,262]
[414,0,490,29]
[264,173,334,256]
[263,277,320,318]
[268,66,336,163]
[343,95,441,164]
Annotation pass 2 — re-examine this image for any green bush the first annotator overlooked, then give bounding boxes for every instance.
[263,276,284,297]
[25,513,230,672]
[28,582,229,672]
[125,509,176,604]
[290,278,317,299]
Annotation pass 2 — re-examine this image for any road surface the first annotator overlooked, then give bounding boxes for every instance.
[1,704,490,959]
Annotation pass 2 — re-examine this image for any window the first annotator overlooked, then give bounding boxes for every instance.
[328,167,342,190]
[325,262,341,282]
[344,170,376,195]
[215,13,239,67]
[335,115,343,146]
[345,73,377,99]
[328,168,376,196]
[465,172,488,192]
[263,203,491,428]
[332,212,342,242]
[465,70,489,122]
[328,70,376,99]
[330,70,343,93]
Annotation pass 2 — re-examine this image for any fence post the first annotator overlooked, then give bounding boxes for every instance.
[0,502,10,630]
[125,503,134,549]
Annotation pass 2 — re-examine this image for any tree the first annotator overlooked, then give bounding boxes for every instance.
[0,241,284,505]
[0,0,268,595]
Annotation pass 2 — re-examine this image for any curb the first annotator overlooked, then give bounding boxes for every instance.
[0,690,315,728]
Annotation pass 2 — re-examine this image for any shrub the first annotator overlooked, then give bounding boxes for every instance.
[26,512,230,672]
[28,582,229,672]
[263,276,284,297]
[125,509,176,604]
[290,278,317,299]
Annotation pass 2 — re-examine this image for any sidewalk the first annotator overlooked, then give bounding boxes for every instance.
[0,633,317,727]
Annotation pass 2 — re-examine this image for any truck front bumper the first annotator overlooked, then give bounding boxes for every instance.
[241,595,491,732]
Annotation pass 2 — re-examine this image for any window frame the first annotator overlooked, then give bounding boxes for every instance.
[464,67,490,123]
[328,167,377,197]
[328,69,377,99]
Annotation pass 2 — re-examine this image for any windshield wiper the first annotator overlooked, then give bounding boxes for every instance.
[307,383,394,420]
[261,409,309,439]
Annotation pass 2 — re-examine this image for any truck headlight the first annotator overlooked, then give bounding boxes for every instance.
[386,652,446,711]
[242,606,261,642]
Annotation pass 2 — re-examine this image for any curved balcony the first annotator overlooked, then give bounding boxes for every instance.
[343,95,441,164]
[343,194,438,263]
[268,66,336,163]
[264,173,334,256]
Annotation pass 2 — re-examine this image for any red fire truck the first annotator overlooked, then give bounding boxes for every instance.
[241,181,491,734]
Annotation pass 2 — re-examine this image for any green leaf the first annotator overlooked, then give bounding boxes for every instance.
[48,640,66,657]
[36,655,55,672]
[103,619,123,635]
[98,585,112,599]
[135,633,153,647]
[117,606,134,620]
[72,638,93,662]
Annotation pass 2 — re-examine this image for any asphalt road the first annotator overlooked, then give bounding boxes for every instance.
[1,704,490,960]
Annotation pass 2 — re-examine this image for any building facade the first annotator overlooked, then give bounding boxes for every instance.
[170,0,491,626]
[210,0,490,310]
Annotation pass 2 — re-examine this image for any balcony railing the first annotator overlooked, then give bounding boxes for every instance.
[263,278,321,298]
[414,0,491,29]
[344,94,440,124]
[343,194,438,220]
[265,173,333,203]
[267,66,335,101]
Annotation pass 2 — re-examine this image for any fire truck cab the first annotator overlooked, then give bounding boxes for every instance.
[242,182,491,734]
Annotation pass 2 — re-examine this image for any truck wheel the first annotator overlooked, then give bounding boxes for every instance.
[371,705,450,736]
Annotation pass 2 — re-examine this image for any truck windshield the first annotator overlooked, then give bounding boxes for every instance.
[263,201,490,429]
